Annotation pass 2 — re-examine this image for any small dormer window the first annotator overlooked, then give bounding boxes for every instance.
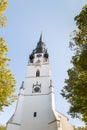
[36,70,40,77]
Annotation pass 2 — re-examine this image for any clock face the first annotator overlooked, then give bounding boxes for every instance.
[32,82,41,93]
[34,87,40,92]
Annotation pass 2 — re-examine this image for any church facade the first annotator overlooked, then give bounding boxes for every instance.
[6,36,74,130]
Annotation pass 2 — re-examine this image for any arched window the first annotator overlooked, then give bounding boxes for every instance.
[36,70,40,77]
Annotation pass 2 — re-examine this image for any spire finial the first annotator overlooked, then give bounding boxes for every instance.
[39,33,42,42]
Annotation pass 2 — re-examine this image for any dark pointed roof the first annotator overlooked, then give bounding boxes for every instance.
[33,34,47,54]
[29,35,49,63]
[39,33,42,42]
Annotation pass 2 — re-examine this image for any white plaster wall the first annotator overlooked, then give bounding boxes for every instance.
[26,63,51,78]
[50,91,56,110]
[48,121,58,130]
[7,93,24,126]
[20,93,57,130]
[24,63,51,95]
[6,123,20,130]
[24,77,51,94]
[55,112,74,130]
[11,94,24,124]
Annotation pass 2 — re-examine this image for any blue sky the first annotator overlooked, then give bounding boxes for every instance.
[0,0,87,127]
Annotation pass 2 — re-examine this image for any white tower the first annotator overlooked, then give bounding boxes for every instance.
[6,35,74,130]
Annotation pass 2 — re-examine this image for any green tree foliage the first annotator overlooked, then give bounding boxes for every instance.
[0,125,6,130]
[74,126,87,130]
[0,0,7,27]
[61,5,87,124]
[0,0,7,14]
[0,0,16,111]
[0,38,16,111]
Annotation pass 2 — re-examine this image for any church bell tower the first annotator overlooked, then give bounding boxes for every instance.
[6,35,74,130]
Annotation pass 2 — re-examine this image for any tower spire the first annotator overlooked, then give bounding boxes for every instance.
[29,35,49,63]
[39,33,42,42]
